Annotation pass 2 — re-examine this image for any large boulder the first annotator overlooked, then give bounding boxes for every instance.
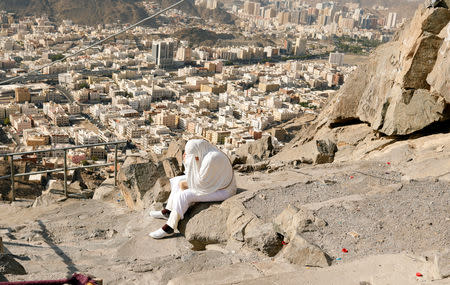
[92,178,119,202]
[165,139,187,170]
[315,6,449,136]
[117,156,166,210]
[142,177,172,206]
[244,221,283,257]
[162,157,182,179]
[178,203,229,250]
[277,234,331,267]
[235,136,275,165]
[380,88,446,135]
[428,22,450,103]
[274,205,327,238]
[32,180,66,207]
[274,5,450,164]
[285,139,337,165]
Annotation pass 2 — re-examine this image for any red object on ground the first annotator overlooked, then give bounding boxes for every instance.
[0,273,97,285]
[416,273,423,277]
[387,162,391,165]
[282,241,288,246]
[350,176,354,179]
[342,248,348,253]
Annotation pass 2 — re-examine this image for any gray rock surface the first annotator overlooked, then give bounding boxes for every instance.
[142,177,171,206]
[162,157,182,179]
[278,234,331,267]
[235,136,274,165]
[32,180,66,207]
[244,222,283,257]
[117,156,165,210]
[434,249,450,279]
[92,178,119,201]
[178,204,229,250]
[165,139,187,170]
[428,22,450,103]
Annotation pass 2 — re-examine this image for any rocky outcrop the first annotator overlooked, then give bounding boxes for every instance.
[178,204,229,250]
[428,23,450,103]
[162,157,182,179]
[92,178,119,202]
[244,222,283,257]
[165,139,187,170]
[117,156,166,210]
[323,5,449,135]
[273,205,330,267]
[277,234,331,267]
[349,6,450,135]
[235,136,275,165]
[275,5,450,164]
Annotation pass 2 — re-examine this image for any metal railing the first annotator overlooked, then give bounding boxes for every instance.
[0,141,127,201]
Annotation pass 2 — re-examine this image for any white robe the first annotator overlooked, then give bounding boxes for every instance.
[165,139,237,229]
[184,139,234,196]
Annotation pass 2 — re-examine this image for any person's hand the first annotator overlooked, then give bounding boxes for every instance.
[179,180,188,191]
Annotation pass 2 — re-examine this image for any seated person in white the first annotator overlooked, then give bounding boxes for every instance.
[149,139,236,239]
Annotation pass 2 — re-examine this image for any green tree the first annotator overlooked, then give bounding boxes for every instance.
[49,54,65,62]
[13,56,23,63]
[79,82,90,89]
[81,160,89,166]
[3,117,10,125]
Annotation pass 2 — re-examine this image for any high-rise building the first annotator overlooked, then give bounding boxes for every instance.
[290,11,301,24]
[386,12,397,29]
[244,1,255,15]
[176,46,192,62]
[15,87,31,103]
[264,8,277,19]
[329,52,344,67]
[152,40,175,68]
[294,37,307,56]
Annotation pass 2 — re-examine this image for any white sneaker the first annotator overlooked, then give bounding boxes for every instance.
[149,210,168,220]
[149,228,174,239]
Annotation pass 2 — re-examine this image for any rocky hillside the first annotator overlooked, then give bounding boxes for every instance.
[0,0,235,26]
[0,0,148,26]
[172,27,235,47]
[275,3,450,167]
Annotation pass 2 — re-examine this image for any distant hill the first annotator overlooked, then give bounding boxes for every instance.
[158,0,236,24]
[0,0,235,26]
[0,0,148,26]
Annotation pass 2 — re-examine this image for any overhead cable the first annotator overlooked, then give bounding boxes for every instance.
[0,0,186,85]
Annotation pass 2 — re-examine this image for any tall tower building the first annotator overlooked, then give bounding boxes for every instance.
[15,87,31,103]
[294,37,307,56]
[152,40,175,68]
[386,12,397,29]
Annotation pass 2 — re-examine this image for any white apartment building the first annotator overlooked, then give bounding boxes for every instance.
[126,125,147,139]
[77,130,99,145]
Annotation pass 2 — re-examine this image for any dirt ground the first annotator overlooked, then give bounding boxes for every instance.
[0,159,448,284]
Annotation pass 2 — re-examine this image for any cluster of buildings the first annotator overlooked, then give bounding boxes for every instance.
[232,1,403,42]
[0,5,365,167]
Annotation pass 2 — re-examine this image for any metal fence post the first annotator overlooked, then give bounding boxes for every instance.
[114,143,118,186]
[9,155,15,202]
[64,149,68,197]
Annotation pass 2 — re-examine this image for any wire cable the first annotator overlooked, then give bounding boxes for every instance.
[0,0,186,85]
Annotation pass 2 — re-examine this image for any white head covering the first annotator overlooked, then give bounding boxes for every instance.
[183,139,233,195]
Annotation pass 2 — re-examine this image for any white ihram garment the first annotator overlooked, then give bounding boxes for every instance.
[165,139,236,229]
[165,174,236,229]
